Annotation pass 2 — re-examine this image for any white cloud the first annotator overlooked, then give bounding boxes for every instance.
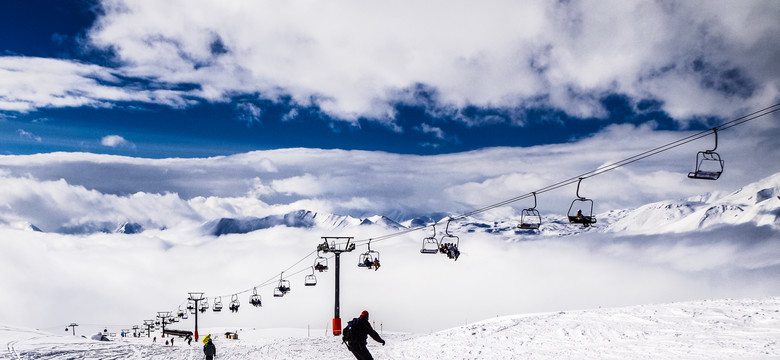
[17,129,41,142]
[75,0,779,125]
[0,56,194,112]
[237,102,262,126]
[271,174,326,197]
[101,134,135,149]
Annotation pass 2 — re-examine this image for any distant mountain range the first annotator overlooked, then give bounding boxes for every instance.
[5,173,779,237]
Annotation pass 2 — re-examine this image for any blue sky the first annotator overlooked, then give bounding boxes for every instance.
[1,0,778,158]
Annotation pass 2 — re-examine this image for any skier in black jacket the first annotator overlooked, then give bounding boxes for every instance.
[345,310,385,360]
[203,338,216,360]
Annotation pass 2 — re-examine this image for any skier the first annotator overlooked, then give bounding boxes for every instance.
[203,338,216,360]
[344,310,385,360]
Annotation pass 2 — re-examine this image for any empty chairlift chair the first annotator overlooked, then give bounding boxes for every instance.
[567,178,597,227]
[420,224,440,254]
[688,128,724,180]
[213,297,223,312]
[518,192,542,230]
[305,267,318,286]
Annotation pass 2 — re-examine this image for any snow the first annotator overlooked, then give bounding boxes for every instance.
[2,298,779,359]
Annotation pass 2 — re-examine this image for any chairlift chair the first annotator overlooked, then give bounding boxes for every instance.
[567,178,597,227]
[213,297,223,312]
[439,219,461,260]
[518,192,542,230]
[274,274,291,297]
[420,224,439,254]
[304,274,317,286]
[199,298,209,313]
[249,288,262,307]
[229,294,240,312]
[314,253,329,272]
[186,300,196,315]
[357,239,380,269]
[688,128,724,180]
[178,306,189,319]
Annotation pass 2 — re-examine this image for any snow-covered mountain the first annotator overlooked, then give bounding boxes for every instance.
[193,171,779,237]
[202,211,405,236]
[604,172,780,234]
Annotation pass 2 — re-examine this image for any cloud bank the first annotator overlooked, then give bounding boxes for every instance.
[0,121,777,231]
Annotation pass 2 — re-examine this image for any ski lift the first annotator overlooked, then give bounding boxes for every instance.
[567,178,597,227]
[305,267,318,286]
[314,252,329,272]
[229,294,240,313]
[688,128,724,180]
[518,192,542,230]
[420,224,439,254]
[199,298,209,313]
[249,287,262,307]
[186,300,196,315]
[274,273,291,297]
[177,305,188,319]
[439,219,461,260]
[357,239,380,270]
[213,297,223,312]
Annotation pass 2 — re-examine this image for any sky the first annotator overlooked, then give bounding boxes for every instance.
[1,0,779,158]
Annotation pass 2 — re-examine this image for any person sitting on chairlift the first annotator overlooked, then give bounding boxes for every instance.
[575,209,590,227]
[315,263,328,272]
[363,257,374,269]
[439,243,460,260]
[373,258,380,271]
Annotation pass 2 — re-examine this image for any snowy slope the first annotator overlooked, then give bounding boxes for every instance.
[2,297,778,359]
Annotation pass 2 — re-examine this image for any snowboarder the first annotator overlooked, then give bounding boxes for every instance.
[170,337,174,346]
[344,310,385,360]
[203,338,216,360]
[186,335,192,345]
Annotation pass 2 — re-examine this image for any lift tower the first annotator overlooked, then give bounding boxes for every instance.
[317,237,355,336]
